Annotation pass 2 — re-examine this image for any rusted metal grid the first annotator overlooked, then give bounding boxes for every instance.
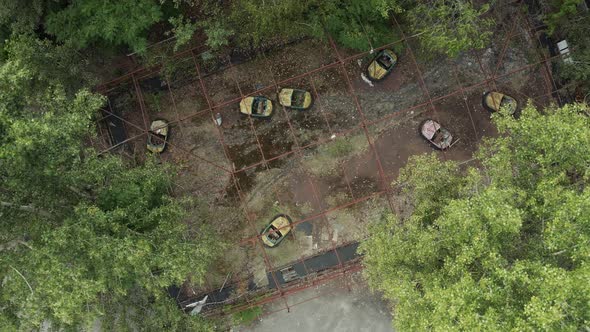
[92,2,571,321]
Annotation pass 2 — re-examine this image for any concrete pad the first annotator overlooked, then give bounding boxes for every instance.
[239,273,394,332]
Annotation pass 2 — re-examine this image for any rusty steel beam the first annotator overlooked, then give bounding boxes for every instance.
[130,73,150,132]
[219,262,364,316]
[91,1,573,317]
[194,53,288,302]
[450,60,480,142]
[519,10,564,105]
[390,16,449,162]
[327,34,397,214]
[493,15,520,78]
[95,42,209,93]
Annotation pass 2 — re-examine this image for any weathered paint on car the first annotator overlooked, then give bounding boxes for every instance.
[240,96,273,117]
[483,91,518,115]
[420,119,453,150]
[147,119,169,153]
[279,88,313,110]
[261,214,293,248]
[366,49,398,81]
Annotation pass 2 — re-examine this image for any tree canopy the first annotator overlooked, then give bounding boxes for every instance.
[0,24,219,332]
[45,0,162,53]
[224,0,491,54]
[0,0,495,58]
[360,103,590,330]
[406,0,494,57]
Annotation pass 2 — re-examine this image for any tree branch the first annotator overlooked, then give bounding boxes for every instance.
[9,265,34,295]
[0,201,51,218]
[0,239,32,252]
[551,249,567,256]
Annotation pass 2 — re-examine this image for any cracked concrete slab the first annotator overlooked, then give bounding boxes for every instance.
[239,272,394,332]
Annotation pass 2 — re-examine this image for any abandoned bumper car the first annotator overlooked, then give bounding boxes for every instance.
[420,119,453,150]
[279,88,313,110]
[240,96,273,118]
[261,214,293,248]
[482,91,518,115]
[366,49,398,81]
[147,119,169,153]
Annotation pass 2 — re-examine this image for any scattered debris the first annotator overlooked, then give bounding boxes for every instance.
[449,138,461,149]
[361,73,374,87]
[186,295,208,315]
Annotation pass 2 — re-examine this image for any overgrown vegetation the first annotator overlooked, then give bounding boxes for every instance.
[406,0,495,57]
[222,0,493,54]
[303,135,368,177]
[360,103,590,330]
[1,0,496,58]
[232,306,263,326]
[544,0,590,96]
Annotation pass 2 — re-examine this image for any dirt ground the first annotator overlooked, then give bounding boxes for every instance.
[101,6,556,299]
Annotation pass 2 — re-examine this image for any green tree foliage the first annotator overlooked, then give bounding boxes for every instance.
[360,103,590,330]
[317,0,403,51]
[203,20,234,51]
[169,15,198,52]
[228,0,315,47]
[0,0,493,60]
[407,0,494,57]
[0,0,46,34]
[45,0,162,53]
[0,0,495,62]
[545,0,583,34]
[0,35,94,110]
[225,0,402,51]
[224,0,490,54]
[0,31,219,332]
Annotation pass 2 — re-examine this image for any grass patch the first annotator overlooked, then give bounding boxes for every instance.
[303,135,369,177]
[144,91,163,114]
[325,191,352,207]
[327,137,355,157]
[232,306,263,326]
